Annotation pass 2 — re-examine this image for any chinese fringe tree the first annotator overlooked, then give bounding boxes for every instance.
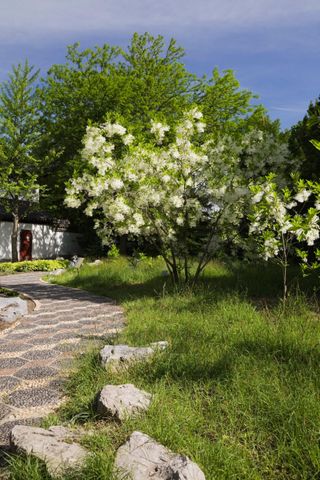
[66,108,291,284]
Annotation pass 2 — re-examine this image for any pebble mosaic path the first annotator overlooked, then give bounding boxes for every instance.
[0,272,124,447]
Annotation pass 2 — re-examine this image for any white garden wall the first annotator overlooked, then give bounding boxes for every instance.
[0,221,83,261]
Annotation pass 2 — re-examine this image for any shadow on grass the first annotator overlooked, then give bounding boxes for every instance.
[204,262,319,299]
[56,272,167,303]
[56,261,319,307]
[136,338,320,386]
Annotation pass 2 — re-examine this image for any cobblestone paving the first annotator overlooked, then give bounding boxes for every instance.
[0,272,124,447]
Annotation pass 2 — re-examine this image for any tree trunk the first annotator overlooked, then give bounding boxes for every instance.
[11,211,19,262]
[184,256,189,283]
[281,232,289,308]
[119,236,127,255]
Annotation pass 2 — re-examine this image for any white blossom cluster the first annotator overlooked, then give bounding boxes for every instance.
[150,121,170,144]
[249,176,320,263]
[67,112,235,252]
[240,129,294,180]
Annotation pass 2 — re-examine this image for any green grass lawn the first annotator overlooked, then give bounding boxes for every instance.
[8,257,320,479]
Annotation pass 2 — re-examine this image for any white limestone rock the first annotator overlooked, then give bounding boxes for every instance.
[0,297,28,324]
[100,344,154,368]
[151,341,169,351]
[97,384,152,421]
[88,259,102,266]
[100,342,168,369]
[10,425,88,478]
[49,268,66,276]
[114,431,206,480]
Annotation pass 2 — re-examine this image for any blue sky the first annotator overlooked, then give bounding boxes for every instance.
[1,0,319,129]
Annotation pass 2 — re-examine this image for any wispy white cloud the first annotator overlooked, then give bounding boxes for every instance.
[1,0,320,44]
[271,106,307,113]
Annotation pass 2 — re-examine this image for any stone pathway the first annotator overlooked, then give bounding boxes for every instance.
[0,272,124,447]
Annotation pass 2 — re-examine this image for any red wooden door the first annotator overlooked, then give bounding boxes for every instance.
[20,230,32,261]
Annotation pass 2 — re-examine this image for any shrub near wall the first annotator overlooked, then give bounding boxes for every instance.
[0,259,69,273]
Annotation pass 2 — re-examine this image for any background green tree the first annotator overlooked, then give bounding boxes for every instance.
[0,61,41,261]
[37,42,122,215]
[288,97,320,180]
[38,33,200,219]
[199,67,282,139]
[119,32,201,128]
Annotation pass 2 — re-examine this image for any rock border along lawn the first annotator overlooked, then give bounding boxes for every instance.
[1,273,205,478]
[10,425,89,478]
[0,272,124,447]
[97,383,153,421]
[114,431,206,480]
